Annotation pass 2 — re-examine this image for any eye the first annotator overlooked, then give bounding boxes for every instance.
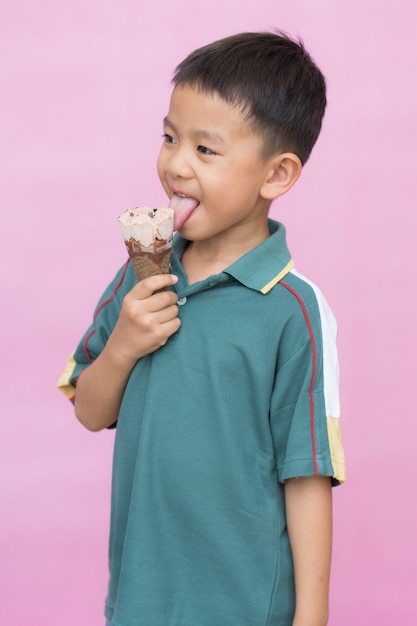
[162,133,176,144]
[197,145,216,155]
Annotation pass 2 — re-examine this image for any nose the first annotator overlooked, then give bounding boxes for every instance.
[163,145,193,180]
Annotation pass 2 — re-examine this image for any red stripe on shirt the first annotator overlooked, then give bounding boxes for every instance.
[281,281,318,475]
[83,259,130,363]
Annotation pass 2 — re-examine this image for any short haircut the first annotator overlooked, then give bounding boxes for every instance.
[173,31,327,164]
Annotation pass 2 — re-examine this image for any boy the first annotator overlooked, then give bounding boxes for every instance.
[59,32,345,626]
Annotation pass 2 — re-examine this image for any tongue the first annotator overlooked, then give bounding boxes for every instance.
[169,195,199,231]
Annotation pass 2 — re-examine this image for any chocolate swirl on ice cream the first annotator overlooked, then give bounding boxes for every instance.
[118,207,174,282]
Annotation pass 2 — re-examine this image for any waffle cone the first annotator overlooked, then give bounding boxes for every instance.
[128,242,172,282]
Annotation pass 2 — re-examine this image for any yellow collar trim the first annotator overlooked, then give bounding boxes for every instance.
[260,259,294,294]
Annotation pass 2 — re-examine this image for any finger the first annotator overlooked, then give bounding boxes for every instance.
[154,303,180,325]
[132,273,178,299]
[160,316,182,340]
[121,288,178,322]
[148,313,181,349]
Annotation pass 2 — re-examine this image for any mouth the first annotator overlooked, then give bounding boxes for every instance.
[169,193,200,231]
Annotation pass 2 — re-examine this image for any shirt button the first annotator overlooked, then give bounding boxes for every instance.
[177,296,187,306]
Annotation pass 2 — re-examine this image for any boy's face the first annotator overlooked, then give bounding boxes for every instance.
[157,84,273,243]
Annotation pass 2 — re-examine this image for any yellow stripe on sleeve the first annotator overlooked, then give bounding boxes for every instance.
[327,416,346,484]
[57,353,77,399]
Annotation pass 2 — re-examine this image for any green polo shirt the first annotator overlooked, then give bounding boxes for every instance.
[59,220,345,626]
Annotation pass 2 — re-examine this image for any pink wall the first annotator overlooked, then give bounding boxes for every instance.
[1,1,416,624]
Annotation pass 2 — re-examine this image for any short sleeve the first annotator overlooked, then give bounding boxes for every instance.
[270,276,346,485]
[57,260,134,402]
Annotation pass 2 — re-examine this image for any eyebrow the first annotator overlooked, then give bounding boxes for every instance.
[163,116,225,145]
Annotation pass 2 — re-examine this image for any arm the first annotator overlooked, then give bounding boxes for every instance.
[74,273,180,431]
[285,476,333,626]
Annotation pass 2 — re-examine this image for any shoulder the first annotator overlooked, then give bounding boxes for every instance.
[279,269,338,336]
[271,269,339,380]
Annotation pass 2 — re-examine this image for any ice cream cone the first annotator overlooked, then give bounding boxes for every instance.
[118,207,174,282]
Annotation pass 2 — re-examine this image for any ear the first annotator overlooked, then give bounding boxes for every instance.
[260,152,302,200]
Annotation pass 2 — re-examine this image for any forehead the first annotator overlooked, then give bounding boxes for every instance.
[166,84,257,140]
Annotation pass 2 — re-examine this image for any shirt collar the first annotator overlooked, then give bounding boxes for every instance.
[172,219,293,294]
[224,220,293,293]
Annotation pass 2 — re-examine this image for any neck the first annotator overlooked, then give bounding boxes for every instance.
[181,220,270,284]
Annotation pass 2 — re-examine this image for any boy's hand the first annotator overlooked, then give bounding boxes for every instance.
[107,273,181,365]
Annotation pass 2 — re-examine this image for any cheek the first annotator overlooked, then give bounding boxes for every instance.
[156,157,166,185]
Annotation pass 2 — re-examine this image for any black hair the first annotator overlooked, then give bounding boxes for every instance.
[173,31,327,164]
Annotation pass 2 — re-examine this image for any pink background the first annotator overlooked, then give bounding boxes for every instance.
[1,1,416,624]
